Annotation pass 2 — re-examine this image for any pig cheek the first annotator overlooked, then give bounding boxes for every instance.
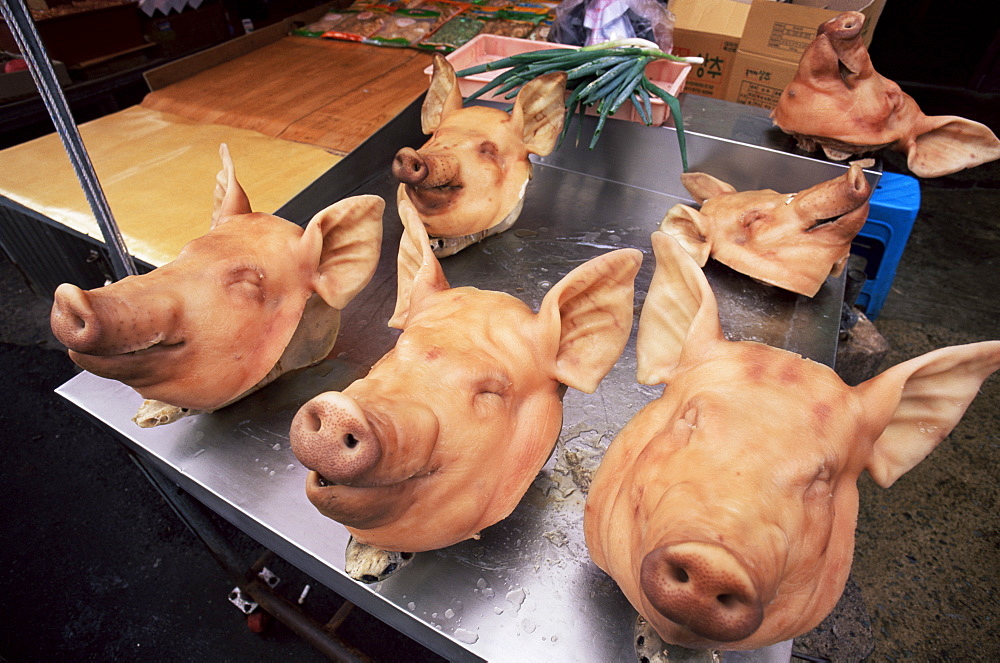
[413,388,557,538]
[429,170,506,237]
[406,463,486,537]
[783,477,858,595]
[479,388,563,508]
[172,289,291,394]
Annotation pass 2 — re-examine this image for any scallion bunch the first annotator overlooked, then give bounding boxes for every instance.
[454,39,702,171]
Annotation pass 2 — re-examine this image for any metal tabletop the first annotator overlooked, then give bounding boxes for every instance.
[57,95,877,662]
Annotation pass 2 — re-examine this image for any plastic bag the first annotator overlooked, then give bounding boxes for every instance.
[548,0,675,52]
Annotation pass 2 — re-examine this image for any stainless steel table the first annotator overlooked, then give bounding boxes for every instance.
[57,95,878,662]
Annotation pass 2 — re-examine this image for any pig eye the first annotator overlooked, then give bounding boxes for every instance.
[741,209,767,229]
[474,375,509,407]
[804,463,835,499]
[478,141,500,161]
[227,266,265,300]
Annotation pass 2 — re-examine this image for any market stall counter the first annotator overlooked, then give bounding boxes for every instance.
[56,95,876,661]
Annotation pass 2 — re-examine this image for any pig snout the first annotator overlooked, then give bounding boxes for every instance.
[51,283,103,354]
[290,391,382,486]
[51,282,178,356]
[797,166,871,222]
[845,162,870,200]
[818,10,864,42]
[640,542,764,643]
[392,147,458,188]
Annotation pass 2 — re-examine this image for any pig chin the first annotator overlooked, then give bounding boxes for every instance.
[304,471,412,530]
[67,338,186,385]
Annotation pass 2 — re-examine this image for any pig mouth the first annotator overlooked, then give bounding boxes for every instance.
[73,334,186,360]
[125,333,186,355]
[806,213,850,230]
[304,468,440,530]
[68,335,187,379]
[307,465,440,491]
[404,182,460,213]
[787,132,895,157]
[804,205,869,231]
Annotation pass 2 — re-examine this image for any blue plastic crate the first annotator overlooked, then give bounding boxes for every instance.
[850,171,921,319]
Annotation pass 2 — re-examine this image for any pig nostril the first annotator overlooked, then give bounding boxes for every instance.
[301,409,323,434]
[717,593,735,606]
[671,566,690,583]
[344,433,359,449]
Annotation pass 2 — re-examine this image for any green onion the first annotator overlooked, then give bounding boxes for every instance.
[642,77,688,172]
[564,55,626,81]
[629,85,653,127]
[453,43,700,169]
[575,59,637,104]
[607,59,647,115]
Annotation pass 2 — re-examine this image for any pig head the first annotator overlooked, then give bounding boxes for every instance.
[659,162,872,297]
[392,54,566,255]
[583,231,1000,651]
[771,11,1000,178]
[50,144,383,424]
[289,195,641,552]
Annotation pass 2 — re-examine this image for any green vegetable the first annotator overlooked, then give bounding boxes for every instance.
[454,39,702,170]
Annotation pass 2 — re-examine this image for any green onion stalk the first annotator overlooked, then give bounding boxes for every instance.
[454,38,703,172]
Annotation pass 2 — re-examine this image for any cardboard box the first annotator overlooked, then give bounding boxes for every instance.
[667,0,752,100]
[725,50,796,110]
[725,0,886,110]
[738,0,885,62]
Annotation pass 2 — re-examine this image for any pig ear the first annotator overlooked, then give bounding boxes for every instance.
[857,341,1000,488]
[906,116,1000,179]
[536,249,642,394]
[390,187,450,329]
[212,143,252,228]
[511,71,568,157]
[302,195,385,310]
[658,204,712,266]
[636,232,724,386]
[680,172,736,204]
[422,54,464,135]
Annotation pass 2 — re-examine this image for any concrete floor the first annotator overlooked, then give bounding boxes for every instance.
[846,154,1000,662]
[2,81,999,663]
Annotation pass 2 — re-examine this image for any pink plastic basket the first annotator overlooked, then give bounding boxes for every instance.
[428,34,691,125]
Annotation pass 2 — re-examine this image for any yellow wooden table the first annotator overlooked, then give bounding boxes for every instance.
[0,33,433,268]
[142,36,434,157]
